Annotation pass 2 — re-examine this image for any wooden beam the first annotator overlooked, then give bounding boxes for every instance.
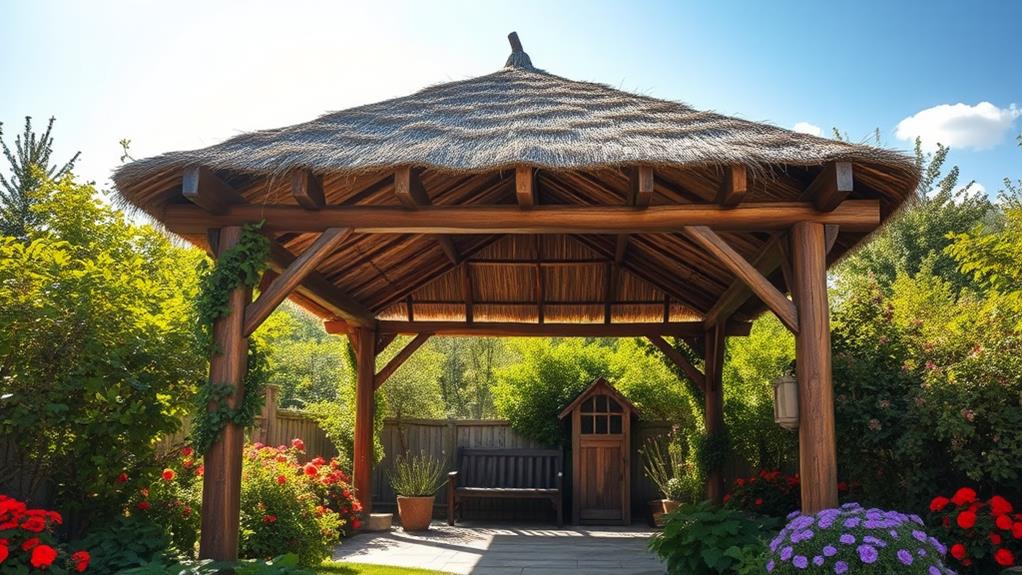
[352,327,376,516]
[267,242,375,327]
[684,226,798,334]
[183,166,244,214]
[377,333,398,354]
[244,228,351,336]
[162,200,882,234]
[534,236,544,323]
[791,222,838,513]
[372,320,751,338]
[801,162,854,212]
[374,333,432,390]
[603,262,616,323]
[717,165,748,208]
[646,335,705,392]
[629,166,654,207]
[394,167,460,264]
[462,263,474,323]
[825,224,840,254]
[199,226,248,561]
[405,295,414,322]
[704,235,786,329]
[291,170,325,210]
[515,166,535,207]
[703,322,727,505]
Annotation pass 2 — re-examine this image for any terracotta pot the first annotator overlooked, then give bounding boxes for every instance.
[397,496,435,531]
[649,499,680,527]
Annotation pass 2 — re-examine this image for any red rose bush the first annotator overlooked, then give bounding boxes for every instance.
[928,487,1021,572]
[0,495,90,573]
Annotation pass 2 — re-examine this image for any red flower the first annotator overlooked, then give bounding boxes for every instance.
[21,515,46,533]
[116,472,129,484]
[22,537,39,551]
[735,478,746,487]
[754,498,763,506]
[262,514,277,524]
[950,543,966,560]
[183,459,194,469]
[957,511,977,529]
[0,543,7,563]
[996,515,1014,530]
[137,501,151,511]
[352,501,363,513]
[303,463,318,477]
[837,481,848,492]
[930,496,950,512]
[276,475,287,485]
[30,544,58,569]
[352,518,362,529]
[291,438,305,451]
[952,487,977,506]
[181,446,194,458]
[196,465,204,477]
[990,495,1014,516]
[990,533,1003,545]
[995,548,1015,567]
[72,550,90,573]
[1013,522,1022,539]
[162,468,176,481]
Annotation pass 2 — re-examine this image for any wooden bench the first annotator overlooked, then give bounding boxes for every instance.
[447,448,563,526]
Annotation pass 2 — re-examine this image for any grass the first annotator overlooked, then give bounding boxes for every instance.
[318,561,450,575]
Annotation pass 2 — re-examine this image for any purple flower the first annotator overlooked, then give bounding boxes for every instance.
[857,544,879,564]
[890,529,900,538]
[766,560,775,573]
[917,548,927,557]
[841,502,860,510]
[928,567,940,575]
[787,510,802,520]
[791,516,815,531]
[813,555,825,566]
[780,546,794,561]
[793,555,808,569]
[910,514,924,525]
[912,530,928,543]
[823,545,838,557]
[898,549,914,565]
[928,537,946,556]
[819,517,834,529]
[839,533,856,545]
[834,560,849,574]
[770,536,783,552]
[863,535,887,547]
[843,517,861,528]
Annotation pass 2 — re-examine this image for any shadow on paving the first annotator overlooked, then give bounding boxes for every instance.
[332,522,665,575]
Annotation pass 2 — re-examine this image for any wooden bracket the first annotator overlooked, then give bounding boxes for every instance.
[374,333,433,389]
[647,335,705,393]
[802,162,854,212]
[515,166,536,208]
[291,170,325,210]
[395,167,460,264]
[717,165,748,208]
[183,166,244,214]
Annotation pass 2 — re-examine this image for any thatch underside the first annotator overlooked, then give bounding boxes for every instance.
[114,36,920,330]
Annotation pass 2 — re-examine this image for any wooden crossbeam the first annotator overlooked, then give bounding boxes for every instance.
[647,335,706,392]
[394,167,460,264]
[684,226,798,334]
[182,166,244,214]
[291,170,325,210]
[802,162,854,212]
[267,242,375,327]
[244,228,352,336]
[704,234,787,329]
[374,333,432,389]
[361,320,752,338]
[515,166,535,207]
[717,166,748,208]
[162,200,881,234]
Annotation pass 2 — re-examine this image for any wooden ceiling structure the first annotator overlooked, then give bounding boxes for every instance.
[114,33,918,560]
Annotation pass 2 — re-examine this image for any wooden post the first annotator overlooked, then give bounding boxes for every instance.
[703,323,726,505]
[199,226,249,561]
[258,385,279,444]
[352,327,377,515]
[791,222,838,513]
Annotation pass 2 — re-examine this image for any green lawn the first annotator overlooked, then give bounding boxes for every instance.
[318,562,450,575]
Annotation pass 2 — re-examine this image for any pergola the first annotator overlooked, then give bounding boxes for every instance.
[114,33,918,560]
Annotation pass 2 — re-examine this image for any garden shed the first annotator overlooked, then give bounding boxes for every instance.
[112,32,919,560]
[559,377,640,525]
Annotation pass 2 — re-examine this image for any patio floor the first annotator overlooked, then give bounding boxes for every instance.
[331,521,664,575]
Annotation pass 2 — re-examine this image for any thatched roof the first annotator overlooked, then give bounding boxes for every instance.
[113,33,920,329]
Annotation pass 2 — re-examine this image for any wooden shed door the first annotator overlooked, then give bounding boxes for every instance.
[575,394,629,523]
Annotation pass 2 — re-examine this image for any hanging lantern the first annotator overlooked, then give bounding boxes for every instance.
[773,373,799,430]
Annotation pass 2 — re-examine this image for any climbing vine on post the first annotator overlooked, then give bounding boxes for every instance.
[192,222,271,455]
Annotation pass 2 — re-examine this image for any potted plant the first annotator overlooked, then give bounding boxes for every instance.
[641,434,695,527]
[389,453,445,531]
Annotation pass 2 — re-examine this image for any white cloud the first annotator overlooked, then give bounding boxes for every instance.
[895,102,1021,151]
[964,181,986,197]
[793,121,823,137]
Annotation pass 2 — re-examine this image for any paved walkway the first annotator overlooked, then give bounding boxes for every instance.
[332,521,664,575]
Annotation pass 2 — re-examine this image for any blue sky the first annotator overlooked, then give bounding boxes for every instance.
[2,0,1019,197]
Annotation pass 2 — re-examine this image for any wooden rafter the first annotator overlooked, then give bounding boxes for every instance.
[717,165,748,208]
[244,227,352,336]
[394,167,460,264]
[801,162,854,212]
[266,241,375,327]
[162,200,881,234]
[183,166,244,214]
[704,234,786,329]
[374,333,433,389]
[291,170,325,210]
[646,335,705,392]
[684,225,798,334]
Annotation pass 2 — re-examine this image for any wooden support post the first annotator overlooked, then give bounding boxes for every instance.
[199,226,249,561]
[791,222,838,513]
[703,322,726,505]
[352,327,377,516]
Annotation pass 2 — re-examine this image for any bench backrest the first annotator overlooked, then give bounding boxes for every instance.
[456,448,562,489]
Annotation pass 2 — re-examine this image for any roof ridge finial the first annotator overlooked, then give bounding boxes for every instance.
[505,31,534,69]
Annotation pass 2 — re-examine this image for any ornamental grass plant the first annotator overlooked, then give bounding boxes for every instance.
[766,503,954,574]
[388,454,445,498]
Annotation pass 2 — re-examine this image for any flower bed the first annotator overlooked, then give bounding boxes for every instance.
[0,494,90,573]
[928,487,1021,572]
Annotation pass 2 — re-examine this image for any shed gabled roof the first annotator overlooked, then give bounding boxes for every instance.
[558,377,640,420]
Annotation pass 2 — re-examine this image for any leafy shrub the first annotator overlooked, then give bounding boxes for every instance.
[765,502,953,574]
[115,553,312,575]
[0,494,91,573]
[132,447,203,557]
[927,487,1021,572]
[649,501,779,575]
[725,471,801,518]
[75,514,172,574]
[389,454,445,497]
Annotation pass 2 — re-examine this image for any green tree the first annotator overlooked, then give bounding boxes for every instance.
[0,117,79,239]
[0,174,204,535]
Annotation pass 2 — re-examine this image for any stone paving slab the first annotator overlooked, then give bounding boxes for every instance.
[332,521,665,574]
